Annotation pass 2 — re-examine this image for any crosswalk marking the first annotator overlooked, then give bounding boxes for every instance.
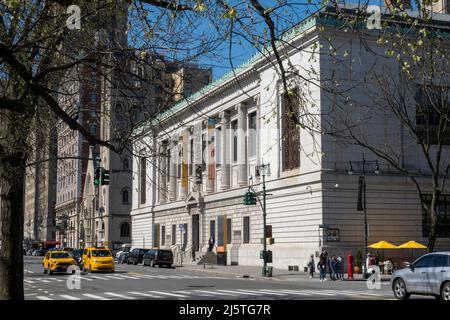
[87,275,109,280]
[113,275,140,280]
[82,293,111,300]
[216,289,256,296]
[37,296,53,300]
[128,291,163,298]
[24,280,35,284]
[60,295,81,300]
[255,289,287,296]
[104,275,125,280]
[192,290,231,297]
[278,290,311,296]
[232,289,263,296]
[103,292,136,299]
[148,291,188,298]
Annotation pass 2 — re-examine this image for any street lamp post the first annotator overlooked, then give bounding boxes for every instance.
[348,154,379,278]
[256,162,271,276]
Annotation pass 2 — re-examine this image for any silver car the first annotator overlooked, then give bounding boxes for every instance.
[390,252,450,300]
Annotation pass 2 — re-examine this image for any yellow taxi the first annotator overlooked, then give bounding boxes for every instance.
[82,247,115,273]
[43,250,77,275]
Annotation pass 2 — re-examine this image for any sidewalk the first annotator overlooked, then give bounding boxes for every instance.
[177,263,393,282]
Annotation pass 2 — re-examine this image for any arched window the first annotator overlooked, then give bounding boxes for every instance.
[123,157,129,170]
[120,223,130,238]
[122,188,129,204]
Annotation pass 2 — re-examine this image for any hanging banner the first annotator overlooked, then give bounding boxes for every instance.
[181,130,189,189]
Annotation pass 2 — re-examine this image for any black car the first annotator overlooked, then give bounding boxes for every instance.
[143,249,174,268]
[127,248,148,265]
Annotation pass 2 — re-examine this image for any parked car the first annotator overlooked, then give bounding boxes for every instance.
[116,244,132,261]
[143,249,174,268]
[32,248,47,256]
[391,252,450,300]
[127,248,149,265]
[118,252,129,264]
[26,248,35,256]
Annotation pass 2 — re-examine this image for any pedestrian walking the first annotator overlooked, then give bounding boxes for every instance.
[337,255,344,280]
[317,257,326,282]
[330,256,338,281]
[307,254,315,278]
[208,236,215,252]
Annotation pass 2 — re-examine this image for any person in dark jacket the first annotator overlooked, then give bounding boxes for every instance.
[330,256,338,281]
[317,257,326,282]
[208,236,215,252]
[307,254,315,278]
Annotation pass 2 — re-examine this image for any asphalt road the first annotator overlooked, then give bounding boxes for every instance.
[23,256,403,300]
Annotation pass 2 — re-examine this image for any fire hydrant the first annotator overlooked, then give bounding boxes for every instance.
[347,252,354,280]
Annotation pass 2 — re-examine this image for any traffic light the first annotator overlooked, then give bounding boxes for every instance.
[243,191,257,205]
[101,168,110,185]
[195,164,203,185]
[94,167,101,186]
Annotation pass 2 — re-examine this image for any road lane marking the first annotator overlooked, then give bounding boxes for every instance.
[82,293,111,300]
[216,289,253,296]
[37,296,53,300]
[87,275,109,280]
[103,292,136,299]
[148,291,188,298]
[60,295,81,300]
[80,277,93,281]
[128,291,163,298]
[104,275,125,280]
[113,275,141,280]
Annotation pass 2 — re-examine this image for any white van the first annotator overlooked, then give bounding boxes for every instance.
[116,243,132,260]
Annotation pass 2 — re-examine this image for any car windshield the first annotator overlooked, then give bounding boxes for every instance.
[51,252,70,259]
[92,250,111,257]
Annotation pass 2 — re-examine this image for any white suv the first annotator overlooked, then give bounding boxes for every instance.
[390,252,450,300]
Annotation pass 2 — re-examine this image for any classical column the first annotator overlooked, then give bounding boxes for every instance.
[158,142,167,204]
[219,111,230,190]
[206,118,216,194]
[168,139,177,201]
[236,103,248,187]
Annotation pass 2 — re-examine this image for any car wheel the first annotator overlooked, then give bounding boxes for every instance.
[48,269,53,276]
[143,260,147,267]
[441,282,450,301]
[43,268,48,274]
[393,279,410,300]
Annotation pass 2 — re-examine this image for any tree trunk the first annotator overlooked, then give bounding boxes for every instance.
[0,110,30,300]
[0,154,26,300]
[427,194,438,253]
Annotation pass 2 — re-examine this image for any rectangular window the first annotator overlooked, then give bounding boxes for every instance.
[243,216,250,244]
[172,224,176,245]
[153,224,160,247]
[140,156,146,204]
[415,85,450,145]
[210,220,215,239]
[281,89,300,171]
[161,225,166,246]
[189,139,194,175]
[422,194,450,238]
[248,112,257,158]
[226,218,232,244]
[231,121,238,163]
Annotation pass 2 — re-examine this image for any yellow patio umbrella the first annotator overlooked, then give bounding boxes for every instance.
[368,241,398,261]
[397,241,427,262]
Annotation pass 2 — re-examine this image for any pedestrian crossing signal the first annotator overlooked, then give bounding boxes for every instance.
[101,169,110,185]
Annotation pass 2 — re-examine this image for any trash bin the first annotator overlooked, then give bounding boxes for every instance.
[217,253,227,266]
